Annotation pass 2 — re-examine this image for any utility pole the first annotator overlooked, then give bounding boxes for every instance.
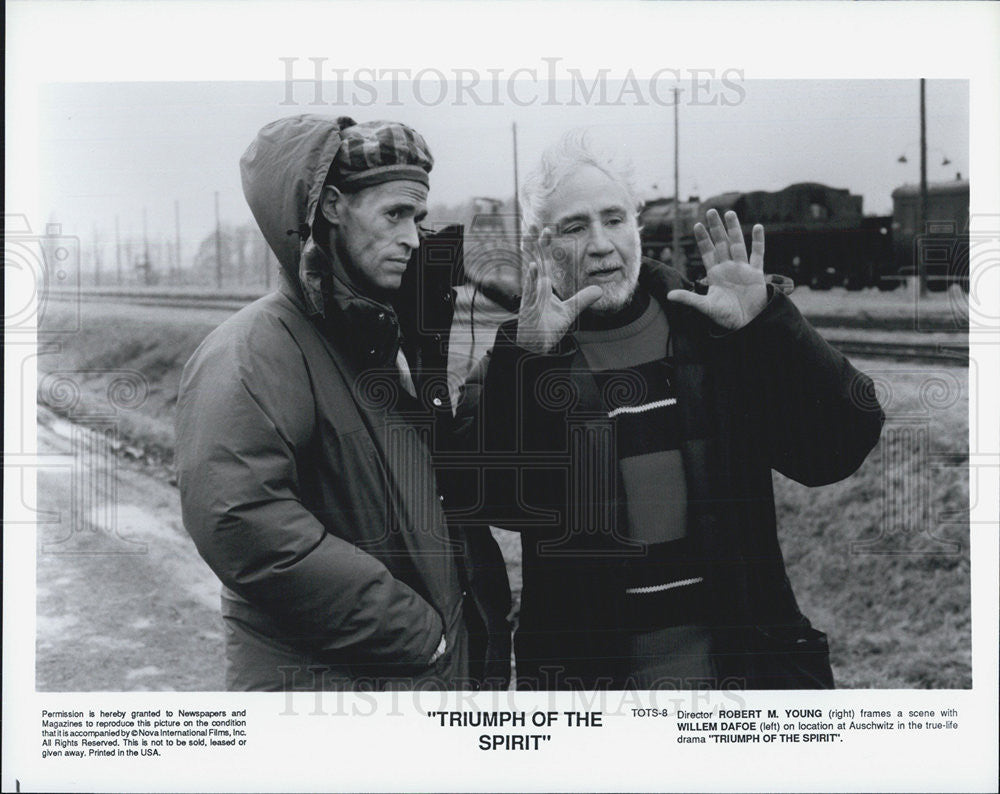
[672,87,681,267]
[142,207,151,285]
[214,191,223,289]
[93,224,101,287]
[174,199,182,284]
[235,226,246,286]
[512,121,522,252]
[918,78,928,297]
[115,215,122,285]
[123,239,133,284]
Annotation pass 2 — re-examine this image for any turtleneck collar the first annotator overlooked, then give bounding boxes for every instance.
[577,286,650,332]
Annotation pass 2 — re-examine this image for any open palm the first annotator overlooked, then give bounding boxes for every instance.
[667,209,768,330]
[515,259,603,353]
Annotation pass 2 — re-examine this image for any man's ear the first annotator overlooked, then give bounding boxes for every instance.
[319,185,345,226]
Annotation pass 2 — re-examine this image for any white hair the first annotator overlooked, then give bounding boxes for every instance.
[519,129,641,241]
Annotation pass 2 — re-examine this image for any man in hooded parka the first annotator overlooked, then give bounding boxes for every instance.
[175,115,510,691]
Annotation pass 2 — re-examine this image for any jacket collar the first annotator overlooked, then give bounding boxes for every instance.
[280,242,402,369]
[638,256,691,304]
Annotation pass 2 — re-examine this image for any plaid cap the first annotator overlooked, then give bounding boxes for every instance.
[328,119,434,192]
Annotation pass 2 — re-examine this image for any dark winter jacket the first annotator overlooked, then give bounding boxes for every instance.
[175,115,510,690]
[465,258,885,689]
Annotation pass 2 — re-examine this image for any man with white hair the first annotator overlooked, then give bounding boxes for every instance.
[471,132,884,689]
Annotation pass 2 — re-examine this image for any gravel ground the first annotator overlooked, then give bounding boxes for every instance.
[35,408,224,691]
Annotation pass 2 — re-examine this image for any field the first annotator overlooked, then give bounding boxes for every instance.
[33,292,971,690]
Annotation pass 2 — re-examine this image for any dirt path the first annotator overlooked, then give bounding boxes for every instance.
[35,407,224,691]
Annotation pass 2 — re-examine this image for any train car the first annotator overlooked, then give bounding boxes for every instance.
[700,183,881,290]
[890,177,969,292]
[638,196,701,265]
[639,179,967,291]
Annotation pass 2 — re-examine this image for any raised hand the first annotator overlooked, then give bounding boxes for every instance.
[667,209,768,330]
[515,245,603,353]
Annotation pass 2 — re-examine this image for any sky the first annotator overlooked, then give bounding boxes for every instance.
[38,78,968,267]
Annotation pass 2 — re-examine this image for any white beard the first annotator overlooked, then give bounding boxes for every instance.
[552,226,641,315]
[588,260,640,313]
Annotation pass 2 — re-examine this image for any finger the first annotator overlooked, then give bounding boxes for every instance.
[538,274,555,305]
[520,261,537,310]
[536,227,554,279]
[666,288,710,313]
[705,209,730,264]
[694,222,716,269]
[725,211,749,264]
[562,284,604,320]
[749,224,765,270]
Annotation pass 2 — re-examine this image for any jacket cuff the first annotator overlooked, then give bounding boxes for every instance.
[416,609,446,666]
[495,319,577,358]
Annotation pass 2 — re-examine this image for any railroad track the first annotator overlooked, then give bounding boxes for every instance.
[47,289,256,312]
[818,338,967,364]
[44,288,970,364]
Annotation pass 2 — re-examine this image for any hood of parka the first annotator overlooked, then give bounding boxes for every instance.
[239,115,402,367]
[240,115,342,300]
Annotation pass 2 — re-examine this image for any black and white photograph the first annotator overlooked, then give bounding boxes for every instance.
[5,2,998,792]
[27,76,975,692]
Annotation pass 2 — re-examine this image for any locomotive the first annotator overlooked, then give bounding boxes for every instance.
[640,178,969,291]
